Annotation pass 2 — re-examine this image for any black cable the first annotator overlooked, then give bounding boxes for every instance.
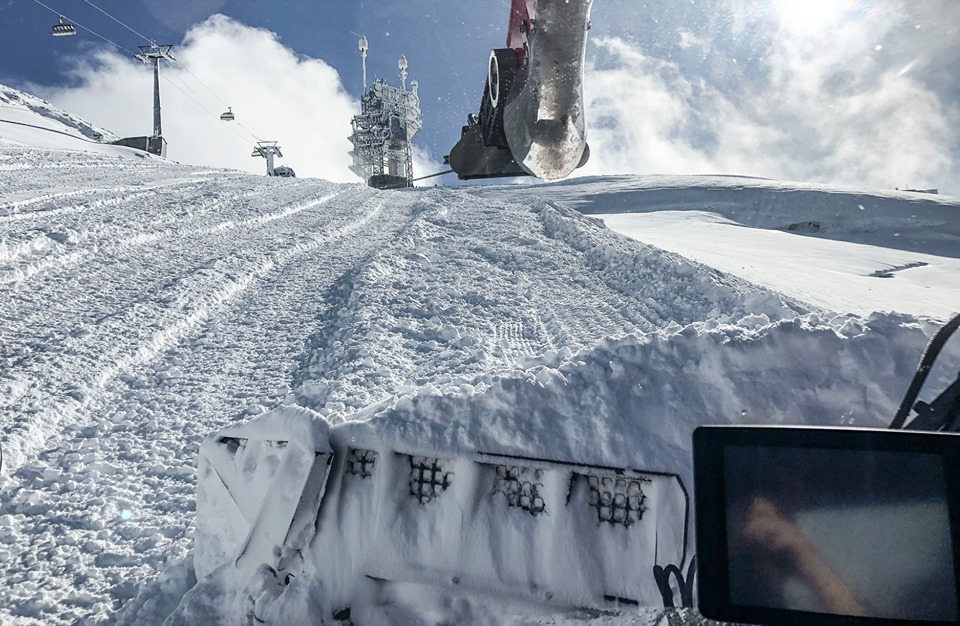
[0,118,104,143]
[412,169,453,182]
[890,312,960,430]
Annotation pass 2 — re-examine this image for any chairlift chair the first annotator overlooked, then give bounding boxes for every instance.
[220,107,235,122]
[51,16,76,37]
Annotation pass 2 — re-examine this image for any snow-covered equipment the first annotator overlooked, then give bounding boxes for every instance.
[193,408,693,621]
[194,407,334,583]
[252,140,284,176]
[51,15,76,37]
[348,37,423,190]
[272,165,296,178]
[220,107,235,122]
[890,312,960,431]
[446,0,592,181]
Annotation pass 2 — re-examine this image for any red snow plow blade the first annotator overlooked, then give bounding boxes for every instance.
[446,0,592,181]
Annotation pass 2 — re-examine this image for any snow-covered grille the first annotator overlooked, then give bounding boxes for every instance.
[407,456,453,504]
[585,474,649,528]
[346,448,377,479]
[493,465,546,516]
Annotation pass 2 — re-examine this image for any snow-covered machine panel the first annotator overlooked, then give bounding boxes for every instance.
[191,409,691,620]
[321,440,690,610]
[194,407,333,580]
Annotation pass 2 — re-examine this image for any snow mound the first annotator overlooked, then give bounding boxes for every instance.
[474,175,960,258]
[166,311,960,625]
[292,192,804,420]
[338,313,955,491]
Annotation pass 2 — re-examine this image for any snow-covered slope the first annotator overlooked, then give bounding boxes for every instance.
[475,176,960,319]
[0,85,147,157]
[1,91,959,625]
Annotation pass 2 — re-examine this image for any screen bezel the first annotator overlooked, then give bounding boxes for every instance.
[694,425,960,626]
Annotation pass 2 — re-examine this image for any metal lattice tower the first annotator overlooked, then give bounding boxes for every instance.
[348,38,422,189]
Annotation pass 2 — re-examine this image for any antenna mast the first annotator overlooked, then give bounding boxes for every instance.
[359,35,368,91]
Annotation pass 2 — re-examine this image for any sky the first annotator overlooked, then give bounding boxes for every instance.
[0,0,958,192]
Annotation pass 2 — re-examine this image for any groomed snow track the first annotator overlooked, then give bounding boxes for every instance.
[0,142,791,624]
[2,139,955,625]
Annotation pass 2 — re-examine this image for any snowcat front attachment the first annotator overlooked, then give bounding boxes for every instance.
[193,411,692,620]
[446,0,593,181]
[194,407,334,581]
[322,444,691,610]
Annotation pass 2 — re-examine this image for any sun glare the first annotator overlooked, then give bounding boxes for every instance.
[774,0,852,35]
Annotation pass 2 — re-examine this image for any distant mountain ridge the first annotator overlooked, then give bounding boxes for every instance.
[0,84,117,142]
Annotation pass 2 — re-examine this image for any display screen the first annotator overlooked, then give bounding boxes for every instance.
[723,445,958,621]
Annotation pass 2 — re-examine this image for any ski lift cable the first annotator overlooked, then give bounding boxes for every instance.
[156,71,261,146]
[160,59,203,99]
[28,0,136,56]
[158,60,261,143]
[79,0,157,48]
[33,0,272,152]
[76,0,265,140]
[173,63,267,140]
[61,0,256,139]
[176,64,267,140]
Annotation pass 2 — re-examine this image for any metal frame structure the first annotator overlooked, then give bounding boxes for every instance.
[252,141,283,176]
[348,38,422,189]
[135,45,176,140]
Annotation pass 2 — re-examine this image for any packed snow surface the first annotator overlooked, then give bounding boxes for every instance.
[1,88,959,625]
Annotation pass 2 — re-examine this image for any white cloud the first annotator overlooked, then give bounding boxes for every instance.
[36,15,359,182]
[579,16,959,193]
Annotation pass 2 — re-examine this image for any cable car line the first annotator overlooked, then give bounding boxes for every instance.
[29,0,135,56]
[156,61,261,145]
[71,0,268,141]
[158,60,263,142]
[32,0,287,168]
[70,0,245,121]
[80,0,157,49]
[34,0,263,149]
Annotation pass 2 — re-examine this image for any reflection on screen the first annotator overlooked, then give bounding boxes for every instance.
[724,446,957,621]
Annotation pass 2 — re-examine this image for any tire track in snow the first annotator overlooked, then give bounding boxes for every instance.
[0,178,317,394]
[0,193,378,472]
[0,175,217,214]
[0,191,408,626]
[0,179,210,224]
[0,191,343,286]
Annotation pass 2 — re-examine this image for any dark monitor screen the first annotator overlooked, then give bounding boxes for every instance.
[695,427,960,626]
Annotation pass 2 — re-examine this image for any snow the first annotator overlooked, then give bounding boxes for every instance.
[0,86,958,625]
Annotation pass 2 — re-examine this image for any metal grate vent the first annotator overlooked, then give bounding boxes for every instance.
[493,465,546,516]
[586,475,649,527]
[347,448,378,479]
[408,456,453,504]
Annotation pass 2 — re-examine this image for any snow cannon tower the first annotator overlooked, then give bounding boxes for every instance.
[348,37,423,190]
